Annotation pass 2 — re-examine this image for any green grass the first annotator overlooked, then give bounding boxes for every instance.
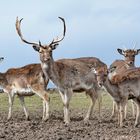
[0,91,112,112]
[0,91,133,113]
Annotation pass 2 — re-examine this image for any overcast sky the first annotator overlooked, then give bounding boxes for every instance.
[0,0,140,72]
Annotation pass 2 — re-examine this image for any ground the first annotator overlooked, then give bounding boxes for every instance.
[0,92,140,140]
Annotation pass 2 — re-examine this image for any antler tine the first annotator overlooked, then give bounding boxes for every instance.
[16,17,39,46]
[38,40,46,49]
[49,17,66,46]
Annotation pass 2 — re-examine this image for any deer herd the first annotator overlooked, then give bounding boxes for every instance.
[0,17,140,127]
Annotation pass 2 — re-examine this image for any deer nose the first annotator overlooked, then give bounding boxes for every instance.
[44,57,50,61]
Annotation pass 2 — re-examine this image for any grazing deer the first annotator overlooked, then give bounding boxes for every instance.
[94,63,140,127]
[0,58,49,121]
[16,17,107,124]
[111,48,140,118]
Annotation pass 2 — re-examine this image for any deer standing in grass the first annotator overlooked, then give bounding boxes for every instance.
[111,48,140,119]
[94,61,140,127]
[0,58,49,121]
[16,17,107,124]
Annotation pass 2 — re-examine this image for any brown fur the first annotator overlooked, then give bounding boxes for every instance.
[95,48,140,127]
[16,16,107,124]
[111,67,140,84]
[0,63,49,121]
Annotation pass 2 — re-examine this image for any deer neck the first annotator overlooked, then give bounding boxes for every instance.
[41,58,59,86]
[104,77,120,99]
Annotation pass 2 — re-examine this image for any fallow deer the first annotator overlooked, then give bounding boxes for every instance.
[111,48,140,118]
[94,62,140,127]
[0,58,49,121]
[16,17,107,124]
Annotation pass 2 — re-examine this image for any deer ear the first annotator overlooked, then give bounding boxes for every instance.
[135,49,140,55]
[117,48,124,55]
[32,45,40,52]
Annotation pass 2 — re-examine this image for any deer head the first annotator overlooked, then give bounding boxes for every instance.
[117,47,140,66]
[16,17,66,63]
[93,66,108,87]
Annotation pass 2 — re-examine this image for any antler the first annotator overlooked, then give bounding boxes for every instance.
[49,17,66,46]
[16,17,39,46]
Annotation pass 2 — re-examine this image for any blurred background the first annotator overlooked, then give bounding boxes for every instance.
[0,0,140,87]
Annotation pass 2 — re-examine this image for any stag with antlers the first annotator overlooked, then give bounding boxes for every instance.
[16,17,107,124]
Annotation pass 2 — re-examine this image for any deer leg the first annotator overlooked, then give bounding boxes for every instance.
[42,100,46,120]
[38,92,50,121]
[59,90,67,123]
[124,103,128,120]
[59,89,72,124]
[117,102,120,126]
[7,93,15,120]
[84,89,98,121]
[119,104,124,127]
[119,100,127,127]
[111,100,119,119]
[97,92,102,117]
[114,101,127,119]
[134,102,140,127]
[43,93,50,121]
[19,96,29,120]
[59,90,66,120]
[131,100,136,118]
[32,86,50,121]
[133,99,140,127]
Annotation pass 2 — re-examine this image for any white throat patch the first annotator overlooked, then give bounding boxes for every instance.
[108,71,117,81]
[42,63,48,70]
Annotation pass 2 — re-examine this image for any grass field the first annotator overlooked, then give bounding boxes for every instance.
[0,91,139,140]
[0,91,113,113]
